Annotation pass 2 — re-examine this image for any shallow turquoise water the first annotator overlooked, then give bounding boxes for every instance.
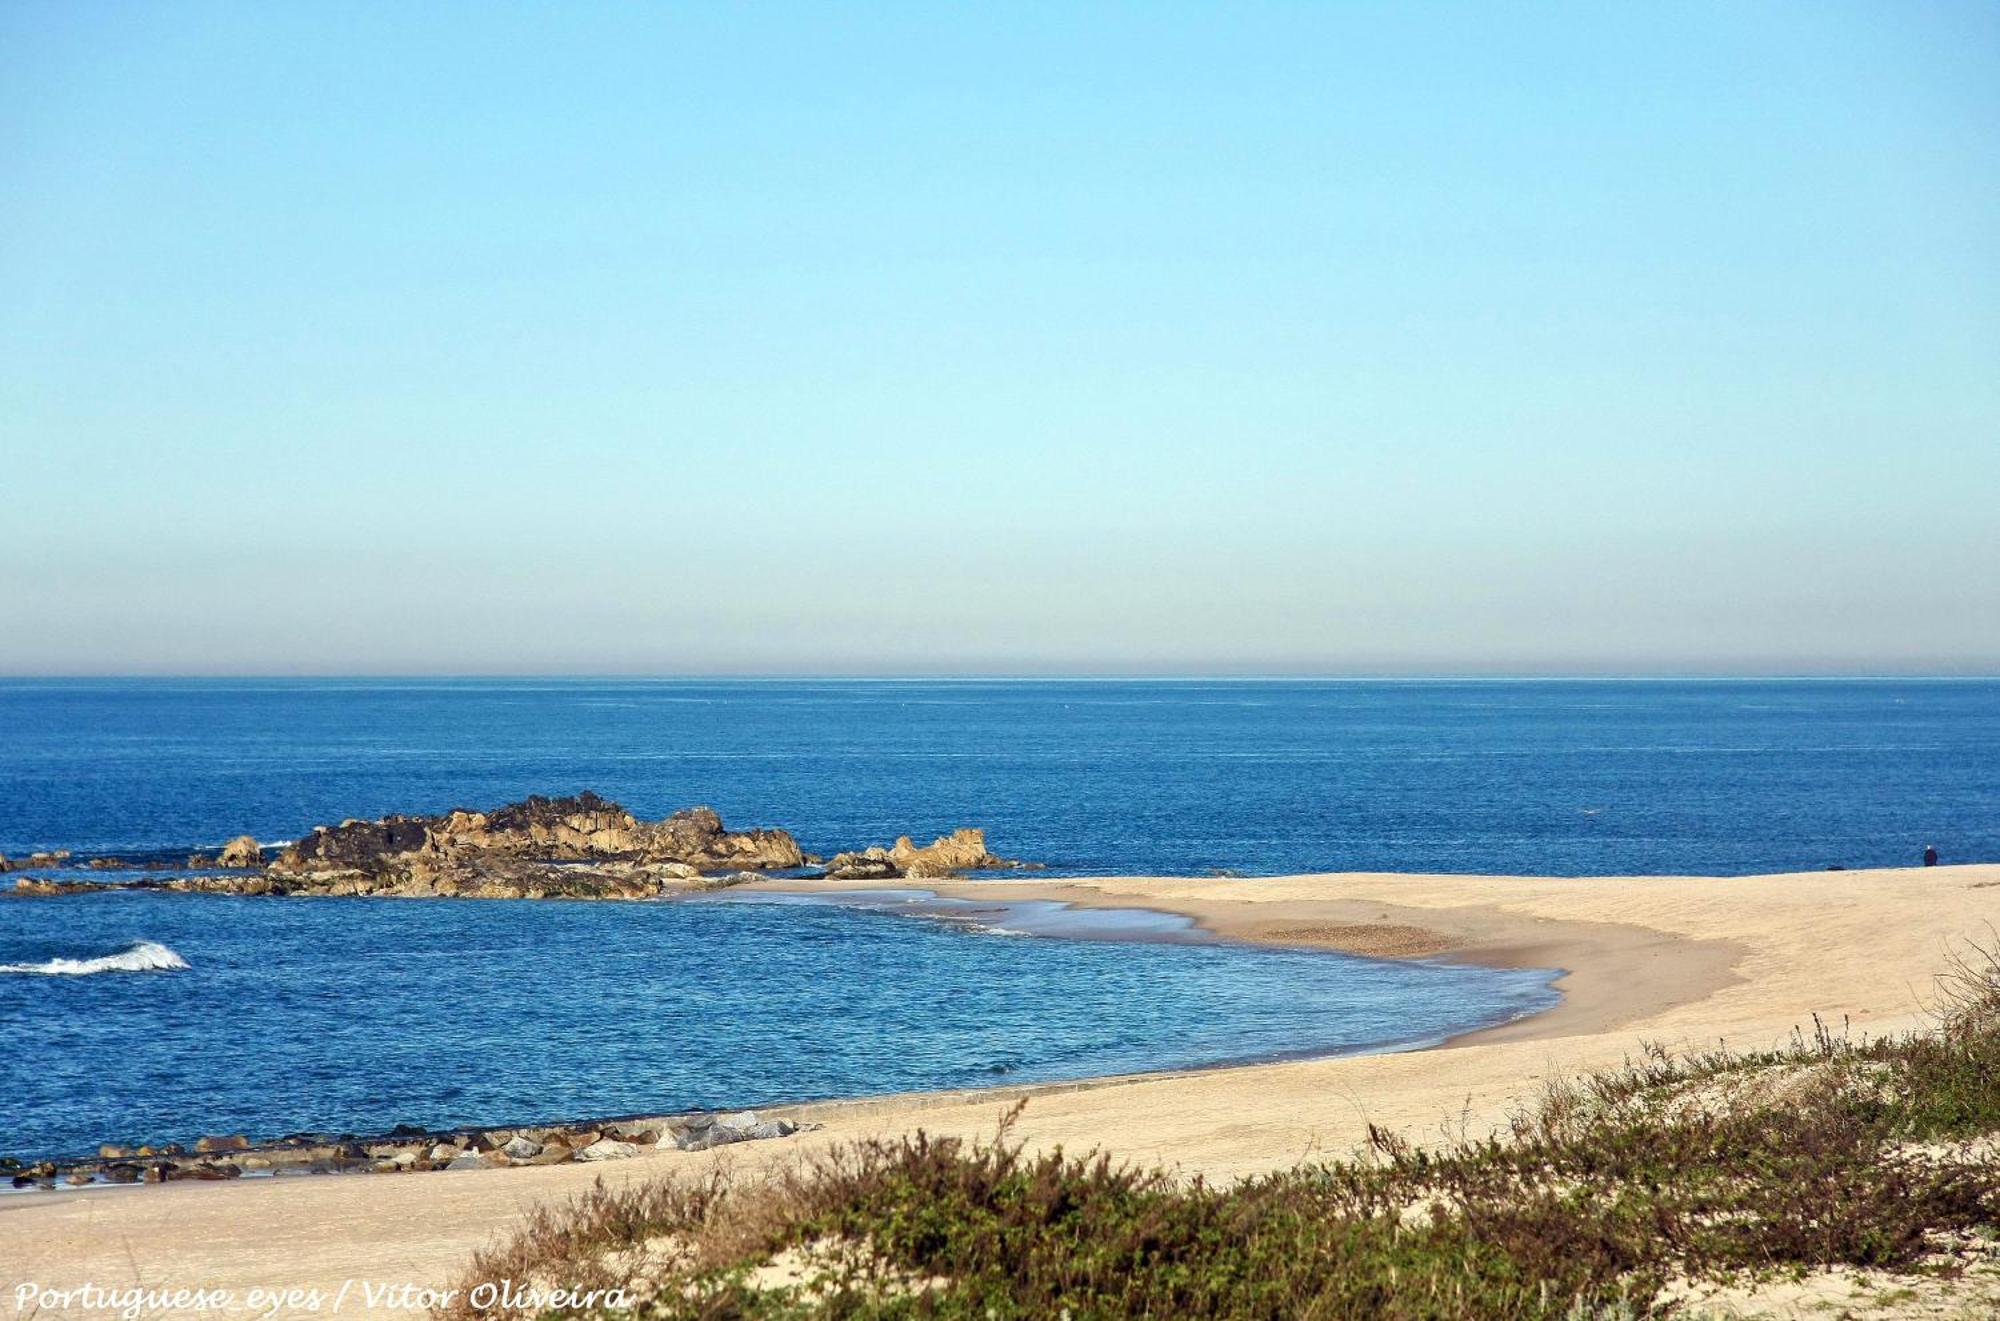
[0,887,1556,1161]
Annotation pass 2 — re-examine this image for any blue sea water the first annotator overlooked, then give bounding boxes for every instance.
[2,677,1995,873]
[0,889,1557,1161]
[1,677,1995,1162]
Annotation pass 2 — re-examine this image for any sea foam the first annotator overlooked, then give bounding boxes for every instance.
[0,940,190,976]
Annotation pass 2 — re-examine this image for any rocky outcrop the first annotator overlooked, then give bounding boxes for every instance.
[206,792,810,899]
[14,796,1034,902]
[823,827,1027,880]
[280,794,800,872]
[9,877,113,897]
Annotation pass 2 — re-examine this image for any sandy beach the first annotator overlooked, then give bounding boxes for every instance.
[8,862,1998,1317]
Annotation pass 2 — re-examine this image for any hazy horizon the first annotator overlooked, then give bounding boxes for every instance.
[5,670,1998,682]
[5,3,1996,676]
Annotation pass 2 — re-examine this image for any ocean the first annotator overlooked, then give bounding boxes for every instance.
[2,677,1995,1161]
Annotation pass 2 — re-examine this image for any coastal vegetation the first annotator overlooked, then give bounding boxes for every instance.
[442,944,2000,1319]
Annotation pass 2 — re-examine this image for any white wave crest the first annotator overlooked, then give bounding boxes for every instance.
[0,940,190,976]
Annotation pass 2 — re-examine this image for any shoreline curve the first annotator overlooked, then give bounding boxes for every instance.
[738,873,1744,1050]
[7,862,1997,1318]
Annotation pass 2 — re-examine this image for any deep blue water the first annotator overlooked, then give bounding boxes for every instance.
[1,677,1995,874]
[2,677,1995,1162]
[0,889,1557,1161]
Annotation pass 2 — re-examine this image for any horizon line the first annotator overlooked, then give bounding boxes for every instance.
[4,672,2000,684]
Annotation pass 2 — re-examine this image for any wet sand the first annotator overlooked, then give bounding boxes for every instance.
[7,863,1997,1317]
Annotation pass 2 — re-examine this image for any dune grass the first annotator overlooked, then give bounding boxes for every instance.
[440,944,2000,1320]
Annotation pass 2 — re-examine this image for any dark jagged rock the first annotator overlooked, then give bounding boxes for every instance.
[822,853,899,881]
[482,790,625,839]
[281,816,433,873]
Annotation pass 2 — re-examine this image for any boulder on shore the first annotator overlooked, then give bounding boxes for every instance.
[823,828,1023,880]
[672,1110,803,1151]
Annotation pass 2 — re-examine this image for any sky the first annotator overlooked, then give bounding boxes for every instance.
[2,2,1996,675]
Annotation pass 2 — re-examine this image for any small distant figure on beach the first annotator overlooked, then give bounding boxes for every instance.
[1924,844,1938,867]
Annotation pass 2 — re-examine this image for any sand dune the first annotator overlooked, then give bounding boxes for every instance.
[7,863,1997,1317]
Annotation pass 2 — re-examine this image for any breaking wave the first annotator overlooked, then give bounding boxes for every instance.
[0,941,190,976]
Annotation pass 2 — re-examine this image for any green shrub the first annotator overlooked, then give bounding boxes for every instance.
[440,943,2000,1320]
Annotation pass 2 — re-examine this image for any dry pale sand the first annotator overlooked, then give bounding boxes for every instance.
[8,863,1999,1318]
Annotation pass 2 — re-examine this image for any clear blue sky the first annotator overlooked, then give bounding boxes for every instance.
[3,2,1995,674]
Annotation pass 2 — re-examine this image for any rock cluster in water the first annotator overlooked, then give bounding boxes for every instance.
[823,828,1016,880]
[184,835,265,869]
[5,1110,813,1190]
[6,792,1033,900]
[0,850,71,872]
[237,793,809,898]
